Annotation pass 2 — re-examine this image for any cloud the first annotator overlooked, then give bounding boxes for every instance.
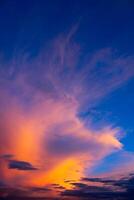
[8,160,38,171]
[61,173,134,199]
[0,172,134,199]
[0,154,14,159]
[0,26,134,188]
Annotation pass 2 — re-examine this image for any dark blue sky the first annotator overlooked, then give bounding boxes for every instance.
[0,0,134,56]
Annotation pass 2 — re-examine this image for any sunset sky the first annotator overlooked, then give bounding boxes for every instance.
[0,1,134,199]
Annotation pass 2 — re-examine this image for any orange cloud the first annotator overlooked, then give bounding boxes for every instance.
[0,94,122,188]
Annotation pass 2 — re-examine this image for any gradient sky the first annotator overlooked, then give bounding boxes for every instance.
[0,0,134,199]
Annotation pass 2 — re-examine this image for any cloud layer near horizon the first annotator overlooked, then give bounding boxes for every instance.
[0,29,134,188]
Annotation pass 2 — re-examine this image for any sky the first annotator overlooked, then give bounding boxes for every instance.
[0,0,134,199]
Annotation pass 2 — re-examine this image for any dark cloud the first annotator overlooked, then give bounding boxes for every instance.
[0,181,6,188]
[82,177,117,184]
[49,184,65,190]
[1,173,134,199]
[61,173,134,200]
[8,160,38,171]
[30,187,51,192]
[0,154,14,159]
[82,175,134,191]
[61,189,127,199]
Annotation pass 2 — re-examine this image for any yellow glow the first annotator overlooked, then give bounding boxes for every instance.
[32,158,82,188]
